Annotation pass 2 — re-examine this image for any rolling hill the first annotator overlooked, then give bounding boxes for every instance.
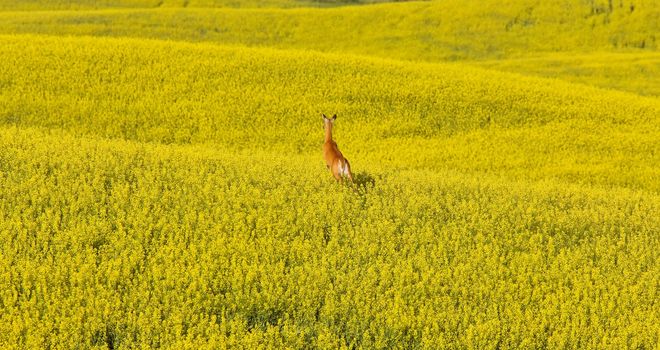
[0,0,658,348]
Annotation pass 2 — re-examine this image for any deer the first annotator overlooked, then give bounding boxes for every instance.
[322,114,353,183]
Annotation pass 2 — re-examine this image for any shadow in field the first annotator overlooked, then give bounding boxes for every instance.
[352,171,376,193]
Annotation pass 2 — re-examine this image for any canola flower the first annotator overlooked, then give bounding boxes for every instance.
[0,35,658,190]
[1,127,658,348]
[0,0,657,58]
[0,34,658,349]
[0,0,659,348]
[475,51,660,97]
[1,0,657,93]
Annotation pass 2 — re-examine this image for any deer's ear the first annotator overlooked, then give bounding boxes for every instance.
[332,114,337,120]
[322,114,328,120]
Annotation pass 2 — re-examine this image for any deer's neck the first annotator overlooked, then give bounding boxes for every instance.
[324,125,333,143]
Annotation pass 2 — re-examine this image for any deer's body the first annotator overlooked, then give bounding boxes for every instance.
[323,114,353,182]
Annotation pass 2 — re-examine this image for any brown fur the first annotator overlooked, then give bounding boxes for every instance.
[323,114,353,182]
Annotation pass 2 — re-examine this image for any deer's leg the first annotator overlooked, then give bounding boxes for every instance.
[332,161,342,182]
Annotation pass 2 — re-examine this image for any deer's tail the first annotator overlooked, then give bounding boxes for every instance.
[341,158,353,182]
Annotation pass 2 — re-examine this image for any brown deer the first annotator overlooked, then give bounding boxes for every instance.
[323,114,353,182]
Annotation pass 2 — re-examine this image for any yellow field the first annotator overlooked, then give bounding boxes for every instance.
[0,1,659,349]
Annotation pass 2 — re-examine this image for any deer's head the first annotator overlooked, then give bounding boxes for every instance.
[322,114,337,129]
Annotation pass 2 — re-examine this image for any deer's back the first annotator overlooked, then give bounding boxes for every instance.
[323,141,344,164]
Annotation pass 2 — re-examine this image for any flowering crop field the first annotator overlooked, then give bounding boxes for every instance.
[0,1,659,349]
